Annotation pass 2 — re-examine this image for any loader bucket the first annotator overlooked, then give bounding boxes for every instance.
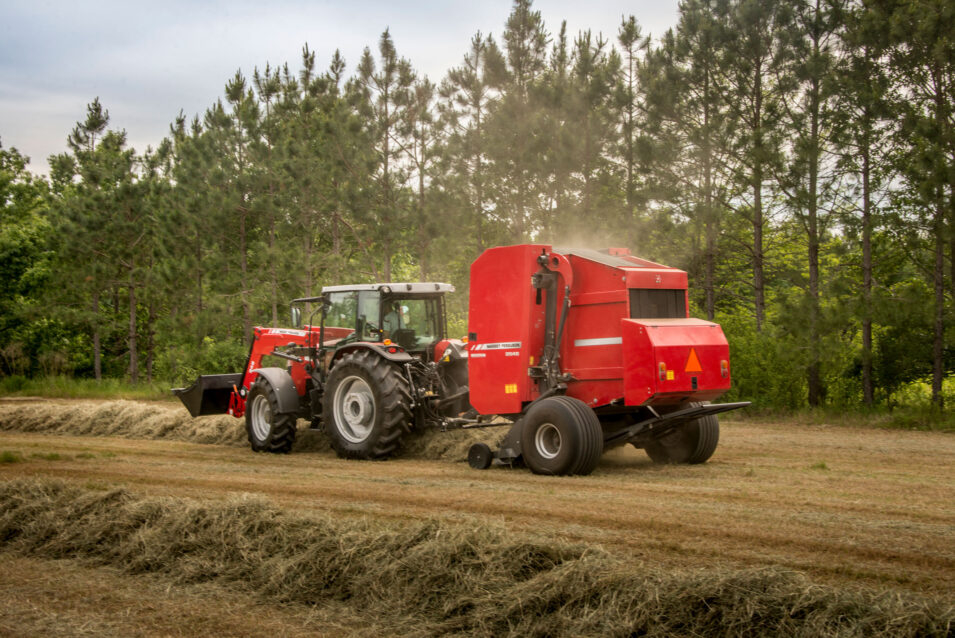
[172,373,243,417]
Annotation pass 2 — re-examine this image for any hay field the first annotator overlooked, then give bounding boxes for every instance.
[1,399,953,636]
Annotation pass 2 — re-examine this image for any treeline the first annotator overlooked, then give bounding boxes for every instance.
[1,0,953,411]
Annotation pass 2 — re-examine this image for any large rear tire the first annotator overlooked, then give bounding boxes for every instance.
[520,396,603,476]
[323,350,412,459]
[245,378,297,453]
[644,408,719,464]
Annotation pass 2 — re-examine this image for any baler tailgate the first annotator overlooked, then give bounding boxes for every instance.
[172,373,243,417]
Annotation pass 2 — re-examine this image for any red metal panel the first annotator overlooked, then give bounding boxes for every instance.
[625,268,688,291]
[467,244,735,415]
[467,244,549,414]
[621,318,731,406]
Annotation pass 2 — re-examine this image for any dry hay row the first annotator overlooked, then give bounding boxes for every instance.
[0,478,951,638]
[0,400,497,462]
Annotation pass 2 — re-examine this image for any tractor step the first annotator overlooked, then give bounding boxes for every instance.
[172,373,243,417]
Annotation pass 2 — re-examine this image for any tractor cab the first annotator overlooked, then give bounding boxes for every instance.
[316,283,453,357]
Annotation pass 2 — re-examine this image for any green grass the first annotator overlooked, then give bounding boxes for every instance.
[29,452,64,461]
[0,450,23,463]
[0,375,174,401]
[731,405,955,433]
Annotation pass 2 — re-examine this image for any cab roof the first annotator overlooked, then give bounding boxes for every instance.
[321,282,455,294]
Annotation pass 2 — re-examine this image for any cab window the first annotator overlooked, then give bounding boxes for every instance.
[325,291,357,331]
[358,291,381,341]
[381,297,440,348]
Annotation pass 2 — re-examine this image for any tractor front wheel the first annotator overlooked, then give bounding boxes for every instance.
[644,409,719,464]
[245,378,297,453]
[520,396,603,476]
[323,350,412,459]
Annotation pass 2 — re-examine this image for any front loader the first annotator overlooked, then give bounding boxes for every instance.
[174,244,748,475]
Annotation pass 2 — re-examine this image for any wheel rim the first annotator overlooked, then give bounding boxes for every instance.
[333,375,376,443]
[534,422,562,459]
[250,393,272,441]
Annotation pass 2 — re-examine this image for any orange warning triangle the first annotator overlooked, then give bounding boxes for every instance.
[684,347,703,373]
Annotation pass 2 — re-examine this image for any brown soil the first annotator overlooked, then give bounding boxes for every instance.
[0,554,379,637]
[1,400,952,599]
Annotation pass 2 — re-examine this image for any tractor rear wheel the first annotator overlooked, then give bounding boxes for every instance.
[245,378,297,453]
[520,396,603,476]
[644,407,719,464]
[323,350,412,459]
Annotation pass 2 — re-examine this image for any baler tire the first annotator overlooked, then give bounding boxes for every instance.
[245,379,297,454]
[468,443,493,470]
[323,350,412,460]
[553,396,604,475]
[520,396,603,476]
[644,406,719,465]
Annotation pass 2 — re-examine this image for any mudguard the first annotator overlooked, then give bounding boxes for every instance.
[251,367,301,415]
[334,342,415,364]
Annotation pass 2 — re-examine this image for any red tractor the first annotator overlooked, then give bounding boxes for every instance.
[174,244,747,475]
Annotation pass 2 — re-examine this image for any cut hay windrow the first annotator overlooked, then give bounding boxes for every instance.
[0,400,499,461]
[0,478,951,637]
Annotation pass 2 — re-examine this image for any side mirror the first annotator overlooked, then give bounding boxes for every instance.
[290,306,302,328]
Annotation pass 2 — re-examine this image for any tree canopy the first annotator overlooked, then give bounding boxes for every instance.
[1,0,953,412]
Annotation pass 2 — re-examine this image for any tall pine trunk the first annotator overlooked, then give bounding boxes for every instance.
[861,134,874,406]
[92,291,101,381]
[752,64,765,332]
[932,191,944,408]
[127,275,138,384]
[239,211,251,344]
[807,68,822,407]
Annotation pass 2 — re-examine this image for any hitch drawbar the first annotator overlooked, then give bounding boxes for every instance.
[604,401,751,446]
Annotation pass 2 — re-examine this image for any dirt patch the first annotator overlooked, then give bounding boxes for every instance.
[1,477,951,637]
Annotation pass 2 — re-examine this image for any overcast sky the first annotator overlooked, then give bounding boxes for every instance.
[1,1,680,175]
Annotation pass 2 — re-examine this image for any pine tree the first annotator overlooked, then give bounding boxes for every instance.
[835,0,893,406]
[652,1,735,319]
[357,29,416,281]
[438,33,505,255]
[488,0,550,240]
[782,0,844,406]
[719,0,795,331]
[870,0,955,407]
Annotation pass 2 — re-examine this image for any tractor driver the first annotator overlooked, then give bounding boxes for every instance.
[382,302,409,337]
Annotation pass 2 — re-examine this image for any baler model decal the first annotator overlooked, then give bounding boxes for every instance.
[471,342,521,351]
[685,347,703,373]
[574,337,623,347]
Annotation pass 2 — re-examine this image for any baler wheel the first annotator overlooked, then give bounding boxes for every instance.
[245,378,297,453]
[520,396,603,476]
[644,407,719,464]
[323,350,412,460]
[468,443,493,470]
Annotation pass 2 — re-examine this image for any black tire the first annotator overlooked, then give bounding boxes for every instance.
[468,443,493,470]
[520,396,604,476]
[323,350,412,459]
[245,378,297,453]
[644,409,719,465]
